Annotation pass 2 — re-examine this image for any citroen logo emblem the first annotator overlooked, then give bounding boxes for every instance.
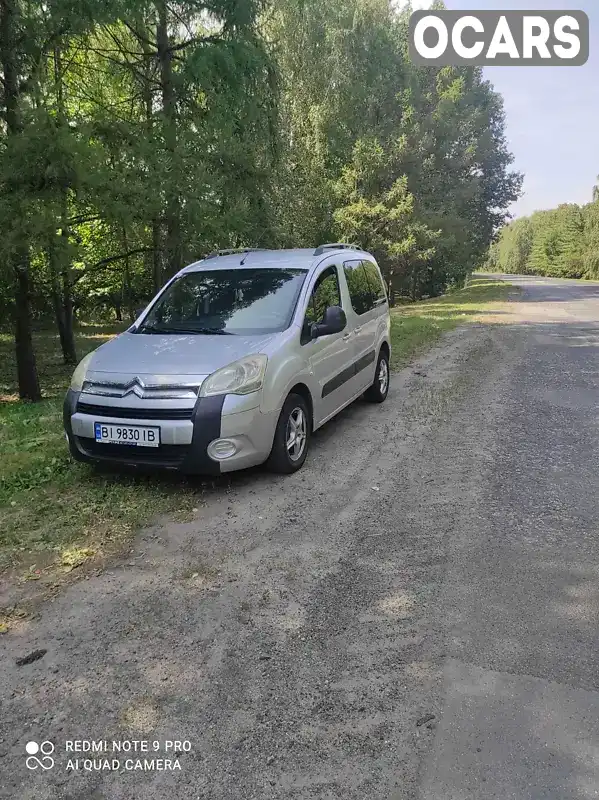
[123,377,145,398]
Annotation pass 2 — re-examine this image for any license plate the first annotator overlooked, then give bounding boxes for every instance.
[94,422,160,448]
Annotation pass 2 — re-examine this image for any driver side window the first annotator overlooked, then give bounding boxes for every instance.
[305,266,342,325]
[302,265,342,344]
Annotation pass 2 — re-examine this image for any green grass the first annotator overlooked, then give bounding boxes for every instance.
[0,324,199,574]
[389,276,514,369]
[0,276,512,573]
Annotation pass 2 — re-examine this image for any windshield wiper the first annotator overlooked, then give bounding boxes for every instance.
[191,327,233,335]
[137,324,232,335]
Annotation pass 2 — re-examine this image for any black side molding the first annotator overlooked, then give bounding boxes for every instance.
[354,350,376,375]
[322,349,376,398]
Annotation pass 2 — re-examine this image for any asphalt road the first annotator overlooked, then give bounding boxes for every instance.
[2,275,599,799]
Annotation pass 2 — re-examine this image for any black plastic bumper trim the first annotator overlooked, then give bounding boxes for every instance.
[76,401,194,420]
[64,388,224,475]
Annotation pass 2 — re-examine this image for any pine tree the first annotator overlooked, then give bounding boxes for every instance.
[0,0,41,400]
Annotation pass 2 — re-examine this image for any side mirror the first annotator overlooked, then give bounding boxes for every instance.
[311,305,347,339]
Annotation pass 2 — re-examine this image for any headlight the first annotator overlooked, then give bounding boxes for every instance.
[70,352,94,392]
[200,354,267,397]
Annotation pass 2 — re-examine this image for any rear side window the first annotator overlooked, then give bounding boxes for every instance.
[362,260,387,306]
[343,260,375,315]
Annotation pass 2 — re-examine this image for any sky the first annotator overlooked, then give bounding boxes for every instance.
[399,0,599,218]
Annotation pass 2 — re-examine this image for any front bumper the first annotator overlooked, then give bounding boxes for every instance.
[63,390,278,474]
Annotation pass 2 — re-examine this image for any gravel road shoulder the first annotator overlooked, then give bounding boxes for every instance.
[0,321,524,800]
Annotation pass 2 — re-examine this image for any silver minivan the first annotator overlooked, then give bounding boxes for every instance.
[64,244,391,474]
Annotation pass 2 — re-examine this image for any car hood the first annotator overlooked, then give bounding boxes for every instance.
[87,330,279,377]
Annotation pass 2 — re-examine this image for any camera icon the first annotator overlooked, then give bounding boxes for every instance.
[25,741,55,770]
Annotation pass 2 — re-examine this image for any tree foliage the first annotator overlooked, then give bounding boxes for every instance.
[488,199,599,279]
[0,0,521,399]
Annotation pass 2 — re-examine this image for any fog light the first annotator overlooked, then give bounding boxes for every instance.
[207,438,238,460]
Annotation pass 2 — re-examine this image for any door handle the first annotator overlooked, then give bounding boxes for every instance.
[342,332,352,341]
[354,326,363,333]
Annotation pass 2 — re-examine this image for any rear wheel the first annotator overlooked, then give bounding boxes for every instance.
[365,349,389,403]
[266,393,311,474]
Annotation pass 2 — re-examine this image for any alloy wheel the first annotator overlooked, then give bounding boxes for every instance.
[379,358,389,395]
[286,407,307,461]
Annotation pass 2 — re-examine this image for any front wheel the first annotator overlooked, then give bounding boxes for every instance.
[266,393,311,474]
[364,350,389,403]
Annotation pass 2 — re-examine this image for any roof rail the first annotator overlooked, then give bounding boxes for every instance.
[204,247,263,260]
[313,242,360,256]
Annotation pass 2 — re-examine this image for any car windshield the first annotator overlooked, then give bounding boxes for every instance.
[137,267,308,336]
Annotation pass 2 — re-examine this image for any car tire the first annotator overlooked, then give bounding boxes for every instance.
[266,393,311,474]
[364,349,390,403]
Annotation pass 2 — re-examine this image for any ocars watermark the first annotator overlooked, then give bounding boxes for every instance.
[409,10,589,66]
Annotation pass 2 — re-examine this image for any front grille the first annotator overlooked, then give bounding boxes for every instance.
[78,438,187,467]
[76,401,194,421]
[81,380,200,401]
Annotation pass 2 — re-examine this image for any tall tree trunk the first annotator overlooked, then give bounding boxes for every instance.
[410,270,417,302]
[48,237,69,357]
[142,40,162,295]
[0,0,41,400]
[14,262,41,400]
[60,232,77,365]
[151,219,162,293]
[387,269,394,307]
[122,226,135,323]
[54,44,77,365]
[144,220,162,295]
[156,1,181,278]
[410,262,423,301]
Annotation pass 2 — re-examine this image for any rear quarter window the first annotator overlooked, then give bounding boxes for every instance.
[343,260,375,315]
[362,260,387,306]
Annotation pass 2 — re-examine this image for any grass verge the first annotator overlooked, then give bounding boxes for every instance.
[389,275,514,369]
[0,276,513,578]
[0,324,199,580]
